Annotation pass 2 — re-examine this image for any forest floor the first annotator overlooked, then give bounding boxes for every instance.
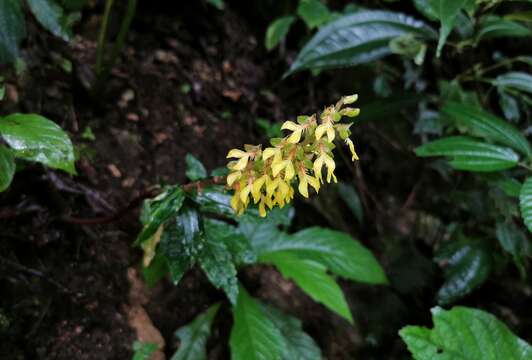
[1,2,530,360]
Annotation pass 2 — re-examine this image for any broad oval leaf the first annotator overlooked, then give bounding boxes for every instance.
[494,72,532,96]
[261,304,322,360]
[185,153,207,181]
[426,0,470,57]
[27,0,72,41]
[399,306,532,360]
[0,0,25,64]
[171,303,220,360]
[442,102,532,157]
[415,136,519,172]
[204,219,256,265]
[0,145,15,192]
[434,237,492,305]
[261,252,353,322]
[286,10,436,75]
[297,0,332,29]
[337,182,363,223]
[265,16,295,50]
[230,286,285,360]
[0,114,76,173]
[477,16,532,41]
[496,221,530,276]
[519,177,532,233]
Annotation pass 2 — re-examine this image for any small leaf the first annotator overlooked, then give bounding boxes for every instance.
[206,0,224,10]
[442,102,532,157]
[399,306,532,360]
[261,304,322,360]
[428,0,470,57]
[261,252,353,322]
[135,186,185,246]
[477,15,532,41]
[0,0,25,64]
[204,219,256,265]
[494,72,532,96]
[142,250,168,287]
[498,89,520,122]
[297,0,332,29]
[412,0,439,21]
[519,177,532,233]
[159,217,193,285]
[132,341,159,360]
[191,186,235,218]
[230,286,285,360]
[185,153,207,181]
[27,0,72,41]
[337,182,363,223]
[199,233,239,304]
[496,221,530,275]
[415,136,519,172]
[0,113,76,173]
[286,10,436,75]
[171,304,220,360]
[434,236,492,305]
[265,16,295,50]
[0,145,15,192]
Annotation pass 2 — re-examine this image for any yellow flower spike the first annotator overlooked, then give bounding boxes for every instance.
[233,155,249,171]
[315,123,328,140]
[266,177,279,198]
[285,161,295,180]
[227,171,242,186]
[265,195,274,209]
[272,160,289,177]
[240,184,252,203]
[281,121,299,131]
[326,126,335,142]
[226,149,248,158]
[252,175,268,203]
[262,147,278,161]
[308,175,320,193]
[278,180,289,199]
[287,129,303,144]
[323,154,336,183]
[345,138,359,161]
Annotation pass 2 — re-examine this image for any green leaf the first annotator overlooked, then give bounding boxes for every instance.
[0,0,25,64]
[132,341,159,360]
[498,89,520,122]
[496,221,530,275]
[27,0,72,41]
[230,286,285,360]
[413,0,439,21]
[204,219,256,265]
[434,236,492,305]
[486,174,522,198]
[337,182,363,223]
[159,217,192,285]
[253,227,388,284]
[142,250,168,287]
[261,304,322,360]
[135,186,185,246]
[0,145,15,192]
[199,233,239,304]
[494,72,532,96]
[429,0,469,57]
[171,304,220,360]
[185,153,207,181]
[477,16,532,41]
[191,186,235,218]
[286,10,436,76]
[399,306,532,360]
[442,102,532,157]
[265,16,295,50]
[261,252,353,322]
[0,113,76,173]
[206,0,224,10]
[415,136,519,172]
[297,0,332,29]
[519,177,532,233]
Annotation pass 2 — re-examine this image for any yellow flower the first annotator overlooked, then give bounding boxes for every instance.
[252,175,268,203]
[345,138,359,161]
[227,171,242,186]
[227,149,250,170]
[297,170,320,198]
[315,121,335,142]
[282,121,304,144]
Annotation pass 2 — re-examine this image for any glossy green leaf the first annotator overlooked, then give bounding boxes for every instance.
[486,174,522,198]
[429,0,469,57]
[297,0,332,29]
[27,0,72,41]
[0,113,76,173]
[415,136,519,172]
[192,186,235,218]
[519,177,532,233]
[498,89,520,122]
[135,186,185,246]
[286,10,436,75]
[442,102,532,157]
[0,145,15,192]
[265,16,295,50]
[204,219,256,265]
[337,182,363,223]
[199,234,239,304]
[399,306,532,360]
[171,304,220,360]
[230,286,285,360]
[413,0,438,21]
[261,252,353,322]
[496,221,530,275]
[185,153,207,181]
[477,16,532,41]
[434,237,492,305]
[494,72,532,96]
[261,304,322,360]
[0,0,25,64]
[132,341,159,360]
[142,250,168,287]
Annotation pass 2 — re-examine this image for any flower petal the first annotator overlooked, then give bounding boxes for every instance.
[281,121,298,131]
[227,149,247,158]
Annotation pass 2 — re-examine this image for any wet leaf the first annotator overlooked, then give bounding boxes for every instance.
[494,72,532,96]
[27,0,72,41]
[230,286,285,360]
[0,113,76,173]
[191,186,235,218]
[204,219,256,265]
[261,252,353,322]
[0,145,15,192]
[0,0,25,64]
[265,16,295,50]
[185,153,207,181]
[415,136,519,172]
[519,177,532,233]
[171,304,220,360]
[496,221,530,275]
[400,306,532,360]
